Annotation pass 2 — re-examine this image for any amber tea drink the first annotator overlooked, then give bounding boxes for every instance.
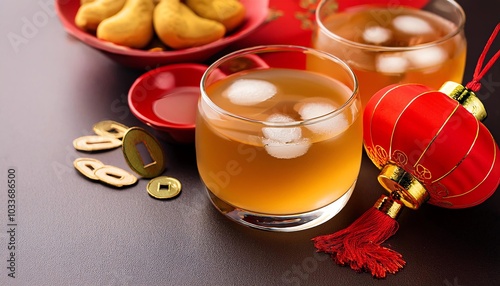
[313,0,466,107]
[196,46,362,231]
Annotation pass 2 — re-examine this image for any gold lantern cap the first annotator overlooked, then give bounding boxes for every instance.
[377,164,430,210]
[439,81,487,121]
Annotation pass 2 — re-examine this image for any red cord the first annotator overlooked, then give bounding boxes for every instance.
[465,23,500,92]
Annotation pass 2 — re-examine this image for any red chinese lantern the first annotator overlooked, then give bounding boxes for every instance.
[364,82,498,209]
[313,24,500,278]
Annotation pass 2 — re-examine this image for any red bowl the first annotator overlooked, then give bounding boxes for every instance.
[55,0,269,69]
[128,63,207,144]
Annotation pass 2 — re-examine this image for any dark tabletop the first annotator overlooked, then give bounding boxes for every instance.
[1,0,499,285]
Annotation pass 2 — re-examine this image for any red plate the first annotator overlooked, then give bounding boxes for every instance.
[128,63,208,144]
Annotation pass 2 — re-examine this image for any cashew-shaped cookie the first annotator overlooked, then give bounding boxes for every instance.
[185,0,246,32]
[153,0,226,49]
[96,0,155,49]
[75,0,126,31]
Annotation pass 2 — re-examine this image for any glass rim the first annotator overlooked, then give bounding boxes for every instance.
[200,45,359,127]
[315,0,466,52]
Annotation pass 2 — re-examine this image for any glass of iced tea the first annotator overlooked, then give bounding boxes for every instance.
[313,0,467,107]
[196,45,362,231]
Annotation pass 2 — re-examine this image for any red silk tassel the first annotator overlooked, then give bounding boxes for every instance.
[312,195,404,278]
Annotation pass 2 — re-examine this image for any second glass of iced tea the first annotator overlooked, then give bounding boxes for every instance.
[313,0,467,107]
[196,45,362,231]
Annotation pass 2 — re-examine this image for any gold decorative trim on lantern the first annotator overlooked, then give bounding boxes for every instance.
[374,195,403,219]
[377,164,430,210]
[443,134,498,200]
[439,81,487,121]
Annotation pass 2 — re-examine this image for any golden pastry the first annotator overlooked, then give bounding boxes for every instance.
[153,0,226,49]
[75,0,126,31]
[185,0,245,32]
[96,0,155,49]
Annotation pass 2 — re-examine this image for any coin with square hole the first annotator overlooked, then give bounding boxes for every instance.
[93,120,129,139]
[73,158,104,180]
[122,127,166,178]
[73,135,122,152]
[94,165,138,187]
[147,176,182,199]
